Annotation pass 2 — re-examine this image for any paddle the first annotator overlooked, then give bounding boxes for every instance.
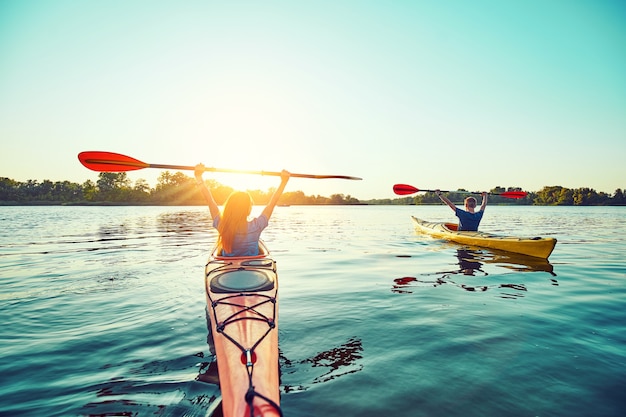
[393,184,528,199]
[78,151,362,180]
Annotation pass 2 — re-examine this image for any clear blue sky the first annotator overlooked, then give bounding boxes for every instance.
[1,0,625,200]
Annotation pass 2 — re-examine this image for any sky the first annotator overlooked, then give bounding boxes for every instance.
[1,0,625,200]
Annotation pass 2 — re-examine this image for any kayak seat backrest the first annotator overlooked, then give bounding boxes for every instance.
[209,265,276,294]
[446,223,458,231]
[213,243,269,259]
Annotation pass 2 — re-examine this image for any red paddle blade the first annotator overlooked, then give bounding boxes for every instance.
[499,191,528,199]
[393,184,420,195]
[78,151,149,172]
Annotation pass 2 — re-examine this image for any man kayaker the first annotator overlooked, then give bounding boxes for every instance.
[195,164,290,256]
[435,190,488,231]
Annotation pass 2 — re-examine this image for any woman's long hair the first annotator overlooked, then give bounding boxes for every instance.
[217,191,253,253]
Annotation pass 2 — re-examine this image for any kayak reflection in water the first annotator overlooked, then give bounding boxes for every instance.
[391,249,557,295]
[195,164,290,256]
[281,337,364,392]
[435,189,488,231]
[456,249,486,276]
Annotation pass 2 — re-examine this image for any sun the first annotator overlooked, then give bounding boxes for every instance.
[209,172,282,194]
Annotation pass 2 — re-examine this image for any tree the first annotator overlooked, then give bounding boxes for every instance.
[53,180,82,202]
[281,190,307,205]
[0,177,21,201]
[153,171,202,204]
[248,189,270,205]
[612,189,625,205]
[132,179,151,202]
[535,186,573,205]
[328,194,360,204]
[572,188,612,206]
[22,180,39,200]
[97,172,131,202]
[82,180,97,201]
[38,180,54,201]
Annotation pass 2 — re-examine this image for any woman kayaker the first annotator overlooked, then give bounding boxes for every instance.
[195,164,290,256]
[435,189,487,231]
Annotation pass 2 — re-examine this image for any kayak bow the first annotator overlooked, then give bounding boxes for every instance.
[205,241,282,417]
[411,216,557,259]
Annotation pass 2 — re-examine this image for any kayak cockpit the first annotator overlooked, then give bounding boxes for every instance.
[209,260,276,293]
[207,242,276,294]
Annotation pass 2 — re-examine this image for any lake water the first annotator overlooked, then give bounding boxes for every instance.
[1,205,625,417]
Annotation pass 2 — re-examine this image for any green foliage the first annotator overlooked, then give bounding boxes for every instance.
[152,171,199,204]
[96,173,132,202]
[1,173,624,206]
[0,171,366,205]
[534,185,615,206]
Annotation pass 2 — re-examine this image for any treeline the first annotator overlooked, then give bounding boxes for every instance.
[371,186,626,206]
[0,172,360,205]
[0,173,624,206]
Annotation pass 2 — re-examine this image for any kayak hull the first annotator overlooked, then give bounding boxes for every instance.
[411,216,557,259]
[205,242,281,417]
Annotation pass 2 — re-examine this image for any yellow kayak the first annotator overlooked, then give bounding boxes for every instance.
[411,216,557,259]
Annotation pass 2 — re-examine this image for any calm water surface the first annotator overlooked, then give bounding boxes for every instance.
[1,205,625,417]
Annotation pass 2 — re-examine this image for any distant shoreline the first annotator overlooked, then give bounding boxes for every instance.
[0,201,371,207]
[2,201,624,207]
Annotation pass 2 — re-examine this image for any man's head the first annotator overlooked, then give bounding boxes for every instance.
[464,196,477,209]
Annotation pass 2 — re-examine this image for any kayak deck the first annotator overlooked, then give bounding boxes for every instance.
[411,216,557,259]
[205,242,282,417]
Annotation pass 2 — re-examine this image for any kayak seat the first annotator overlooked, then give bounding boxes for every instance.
[213,243,269,259]
[210,268,276,294]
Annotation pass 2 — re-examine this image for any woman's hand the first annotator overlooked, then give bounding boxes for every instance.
[194,164,205,182]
